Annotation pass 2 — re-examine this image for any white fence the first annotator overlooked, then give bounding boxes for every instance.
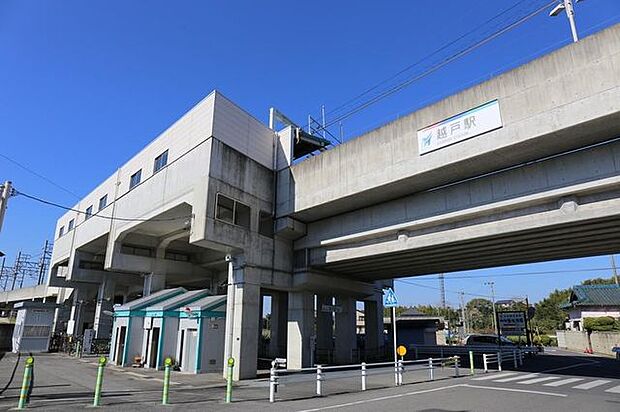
[268,356,461,403]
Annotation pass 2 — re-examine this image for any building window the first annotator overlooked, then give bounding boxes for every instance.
[215,194,234,223]
[68,219,74,231]
[215,193,251,230]
[58,226,65,238]
[258,211,274,238]
[129,169,142,190]
[164,251,190,262]
[120,244,154,257]
[98,194,108,211]
[85,205,93,220]
[235,203,251,229]
[153,150,168,173]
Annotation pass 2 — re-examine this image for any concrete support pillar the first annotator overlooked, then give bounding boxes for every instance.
[334,295,356,364]
[223,257,260,380]
[287,291,314,369]
[67,288,87,336]
[316,295,334,355]
[93,277,116,339]
[364,294,385,356]
[269,291,288,358]
[143,272,165,296]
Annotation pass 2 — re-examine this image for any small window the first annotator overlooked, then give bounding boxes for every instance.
[129,169,142,190]
[153,150,168,173]
[85,205,93,220]
[98,195,108,211]
[58,226,65,238]
[68,219,74,231]
[258,211,274,238]
[235,203,251,229]
[216,194,234,223]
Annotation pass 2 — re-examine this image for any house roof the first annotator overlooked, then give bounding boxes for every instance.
[145,289,212,312]
[114,287,186,311]
[564,285,620,308]
[180,295,226,312]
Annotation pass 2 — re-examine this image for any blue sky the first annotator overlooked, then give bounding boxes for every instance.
[1,0,619,304]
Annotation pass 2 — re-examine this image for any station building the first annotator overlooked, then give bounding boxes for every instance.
[47,91,389,379]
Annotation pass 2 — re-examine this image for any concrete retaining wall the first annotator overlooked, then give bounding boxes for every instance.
[556,330,620,356]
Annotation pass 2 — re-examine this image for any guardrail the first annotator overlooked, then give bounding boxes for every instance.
[268,356,461,403]
[483,348,525,372]
[408,344,538,359]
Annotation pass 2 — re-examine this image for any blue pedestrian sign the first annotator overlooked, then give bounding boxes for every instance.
[383,288,399,308]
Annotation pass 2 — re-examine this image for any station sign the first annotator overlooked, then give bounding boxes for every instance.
[417,99,503,155]
[498,311,527,334]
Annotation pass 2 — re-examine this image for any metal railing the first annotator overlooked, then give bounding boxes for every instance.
[483,348,525,372]
[268,355,461,403]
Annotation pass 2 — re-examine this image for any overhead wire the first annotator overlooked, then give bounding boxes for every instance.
[322,0,536,120]
[0,153,81,199]
[306,0,556,137]
[14,189,192,223]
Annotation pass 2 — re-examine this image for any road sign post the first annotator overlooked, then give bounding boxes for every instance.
[383,288,399,386]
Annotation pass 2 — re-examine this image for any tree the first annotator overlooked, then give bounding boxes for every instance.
[581,277,616,285]
[531,289,570,334]
[583,316,620,332]
[465,298,494,332]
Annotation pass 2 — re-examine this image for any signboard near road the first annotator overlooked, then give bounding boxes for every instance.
[498,311,527,334]
[383,288,399,308]
[321,304,342,313]
[417,99,503,155]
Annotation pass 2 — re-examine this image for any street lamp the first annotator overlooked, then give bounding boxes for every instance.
[549,0,584,43]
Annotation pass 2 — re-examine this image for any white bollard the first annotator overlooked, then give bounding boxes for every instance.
[497,352,502,372]
[269,366,277,403]
[361,362,367,391]
[397,360,403,386]
[454,356,460,377]
[519,349,523,366]
[513,350,518,369]
[483,354,488,373]
[316,365,323,396]
[429,357,434,381]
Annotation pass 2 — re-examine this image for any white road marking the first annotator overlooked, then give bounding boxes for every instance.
[604,385,620,394]
[295,384,462,412]
[517,377,560,385]
[462,384,567,398]
[494,373,539,382]
[471,372,519,381]
[573,380,611,390]
[124,371,150,379]
[544,378,583,387]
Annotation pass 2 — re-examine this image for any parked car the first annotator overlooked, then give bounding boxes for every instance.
[464,334,516,346]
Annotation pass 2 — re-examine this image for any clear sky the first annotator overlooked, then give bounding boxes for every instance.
[1,0,619,304]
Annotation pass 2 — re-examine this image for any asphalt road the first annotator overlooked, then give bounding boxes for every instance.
[0,349,618,411]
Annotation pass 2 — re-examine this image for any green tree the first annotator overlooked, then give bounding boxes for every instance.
[531,289,570,334]
[465,298,494,332]
[581,277,616,285]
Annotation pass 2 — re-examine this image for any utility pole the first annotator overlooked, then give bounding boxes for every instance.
[459,291,467,337]
[439,274,446,309]
[0,181,13,234]
[611,255,619,286]
[484,281,498,335]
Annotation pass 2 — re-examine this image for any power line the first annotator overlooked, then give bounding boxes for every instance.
[316,0,556,134]
[14,189,192,223]
[396,267,620,281]
[323,0,536,120]
[395,278,513,301]
[0,153,80,199]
